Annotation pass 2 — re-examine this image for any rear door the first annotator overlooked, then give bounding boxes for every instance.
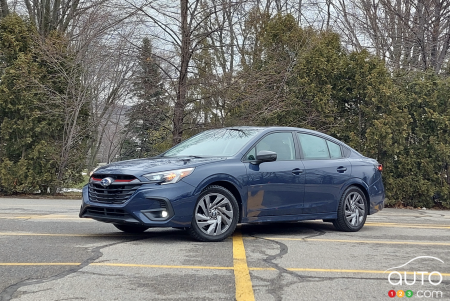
[296,133,352,214]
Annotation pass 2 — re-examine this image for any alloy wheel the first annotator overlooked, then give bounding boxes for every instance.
[344,191,365,227]
[194,192,234,236]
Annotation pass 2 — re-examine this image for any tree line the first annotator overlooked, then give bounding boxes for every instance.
[0,1,449,208]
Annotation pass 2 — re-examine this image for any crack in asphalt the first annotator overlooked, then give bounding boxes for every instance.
[0,237,150,301]
[247,228,332,301]
[247,225,450,299]
[299,224,327,240]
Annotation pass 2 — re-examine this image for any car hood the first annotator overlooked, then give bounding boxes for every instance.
[93,157,226,176]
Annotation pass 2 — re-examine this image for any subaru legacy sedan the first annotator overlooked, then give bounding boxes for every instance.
[80,127,385,241]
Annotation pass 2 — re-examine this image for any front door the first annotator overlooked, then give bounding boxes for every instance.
[244,132,305,217]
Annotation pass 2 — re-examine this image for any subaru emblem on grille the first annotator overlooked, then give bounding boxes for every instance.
[100,177,114,187]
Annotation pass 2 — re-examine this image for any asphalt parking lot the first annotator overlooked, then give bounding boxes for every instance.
[0,198,449,301]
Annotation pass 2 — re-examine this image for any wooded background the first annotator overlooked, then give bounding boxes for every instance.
[1,0,450,208]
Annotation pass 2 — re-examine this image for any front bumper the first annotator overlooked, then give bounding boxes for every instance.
[79,181,197,228]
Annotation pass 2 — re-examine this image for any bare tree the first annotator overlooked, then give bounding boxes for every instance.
[332,0,450,72]
[20,0,114,36]
[127,0,243,145]
[33,1,142,171]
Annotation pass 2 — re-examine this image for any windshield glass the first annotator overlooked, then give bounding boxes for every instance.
[163,128,262,157]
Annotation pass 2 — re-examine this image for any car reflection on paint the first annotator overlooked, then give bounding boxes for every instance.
[79,127,385,242]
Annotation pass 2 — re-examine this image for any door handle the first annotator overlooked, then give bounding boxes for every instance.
[337,166,347,173]
[292,168,303,175]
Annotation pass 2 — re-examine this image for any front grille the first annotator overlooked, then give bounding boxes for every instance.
[88,183,141,204]
[86,207,128,217]
[92,174,136,181]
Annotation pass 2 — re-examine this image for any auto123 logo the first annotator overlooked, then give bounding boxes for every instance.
[385,256,444,298]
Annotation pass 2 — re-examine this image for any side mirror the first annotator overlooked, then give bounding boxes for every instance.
[255,150,277,163]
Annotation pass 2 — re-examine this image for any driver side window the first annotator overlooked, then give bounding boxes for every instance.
[246,132,296,161]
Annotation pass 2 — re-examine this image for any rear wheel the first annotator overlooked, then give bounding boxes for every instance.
[113,224,149,233]
[333,186,367,232]
[188,185,239,242]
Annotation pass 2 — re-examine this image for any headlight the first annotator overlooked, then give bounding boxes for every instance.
[143,168,195,184]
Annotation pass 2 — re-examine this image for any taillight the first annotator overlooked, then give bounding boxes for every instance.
[377,164,383,172]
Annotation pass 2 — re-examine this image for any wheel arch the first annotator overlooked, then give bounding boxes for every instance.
[194,176,245,223]
[350,184,370,213]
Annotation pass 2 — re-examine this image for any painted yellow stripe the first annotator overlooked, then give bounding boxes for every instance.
[0,205,79,207]
[248,267,450,276]
[90,263,233,270]
[0,215,73,217]
[2,263,449,278]
[0,263,80,266]
[305,221,450,228]
[365,223,450,229]
[0,263,232,270]
[260,237,450,246]
[233,231,255,301]
[0,216,88,220]
[287,269,450,277]
[0,232,136,237]
[366,222,450,227]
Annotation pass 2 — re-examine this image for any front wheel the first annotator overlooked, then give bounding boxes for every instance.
[113,224,149,233]
[188,185,239,242]
[333,186,368,232]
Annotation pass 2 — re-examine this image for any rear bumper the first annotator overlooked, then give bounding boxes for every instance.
[79,181,197,228]
[368,178,385,215]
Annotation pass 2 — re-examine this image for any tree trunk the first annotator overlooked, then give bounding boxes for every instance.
[0,0,9,18]
[172,0,190,146]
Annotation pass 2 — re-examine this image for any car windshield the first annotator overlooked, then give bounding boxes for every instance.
[163,128,262,157]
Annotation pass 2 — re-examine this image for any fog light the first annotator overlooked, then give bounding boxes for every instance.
[161,211,168,218]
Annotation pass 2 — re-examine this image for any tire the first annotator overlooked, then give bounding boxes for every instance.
[113,224,149,233]
[332,186,368,232]
[188,185,239,242]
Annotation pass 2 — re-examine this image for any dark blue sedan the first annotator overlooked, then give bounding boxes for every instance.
[80,127,385,241]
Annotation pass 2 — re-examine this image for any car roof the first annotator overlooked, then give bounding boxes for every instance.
[222,126,312,131]
[220,126,354,150]
[222,126,334,138]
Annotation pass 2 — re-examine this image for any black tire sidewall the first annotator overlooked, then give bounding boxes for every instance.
[189,185,239,242]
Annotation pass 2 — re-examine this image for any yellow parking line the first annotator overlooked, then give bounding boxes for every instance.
[248,267,450,276]
[0,263,80,266]
[233,231,255,301]
[260,237,450,246]
[0,232,134,237]
[303,221,450,229]
[1,215,73,217]
[0,205,79,207]
[90,263,233,270]
[0,263,233,270]
[0,215,87,220]
[286,269,450,277]
[0,216,83,220]
[2,263,449,278]
[365,222,450,229]
[366,222,450,227]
